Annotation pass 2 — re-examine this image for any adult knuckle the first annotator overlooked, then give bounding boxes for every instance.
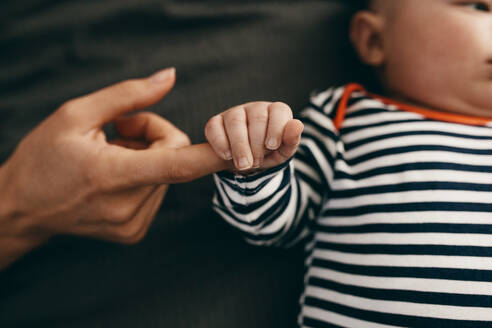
[59,99,75,112]
[175,132,191,147]
[79,159,102,190]
[58,99,81,121]
[84,156,114,192]
[168,131,190,149]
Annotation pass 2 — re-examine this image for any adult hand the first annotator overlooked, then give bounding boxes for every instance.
[0,67,228,270]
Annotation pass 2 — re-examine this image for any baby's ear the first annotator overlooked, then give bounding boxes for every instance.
[350,11,385,67]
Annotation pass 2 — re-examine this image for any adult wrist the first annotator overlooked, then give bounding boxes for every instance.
[0,163,49,270]
[0,162,20,228]
[0,162,50,236]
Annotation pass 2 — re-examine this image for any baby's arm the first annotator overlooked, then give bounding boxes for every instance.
[206,93,339,247]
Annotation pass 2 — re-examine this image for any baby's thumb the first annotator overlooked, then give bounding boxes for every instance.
[282,119,304,147]
[263,119,303,168]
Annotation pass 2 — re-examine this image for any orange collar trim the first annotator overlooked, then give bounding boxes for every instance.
[333,83,492,131]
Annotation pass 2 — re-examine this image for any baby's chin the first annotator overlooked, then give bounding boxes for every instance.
[445,82,492,118]
[389,81,492,119]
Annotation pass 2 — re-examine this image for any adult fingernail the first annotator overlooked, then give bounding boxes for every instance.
[267,138,277,149]
[238,157,250,170]
[150,67,176,83]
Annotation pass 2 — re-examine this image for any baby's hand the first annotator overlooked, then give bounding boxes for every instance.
[205,102,304,172]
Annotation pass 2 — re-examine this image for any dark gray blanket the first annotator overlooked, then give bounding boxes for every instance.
[0,1,362,327]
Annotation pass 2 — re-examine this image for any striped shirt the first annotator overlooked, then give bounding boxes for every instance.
[212,84,492,327]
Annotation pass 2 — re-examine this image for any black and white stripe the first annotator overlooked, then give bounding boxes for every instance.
[212,85,492,327]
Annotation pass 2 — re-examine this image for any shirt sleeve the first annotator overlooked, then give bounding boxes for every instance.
[212,86,345,248]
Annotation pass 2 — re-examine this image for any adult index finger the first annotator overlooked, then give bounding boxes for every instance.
[113,143,233,188]
[61,68,176,131]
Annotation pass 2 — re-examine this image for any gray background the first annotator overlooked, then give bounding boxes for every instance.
[0,1,365,327]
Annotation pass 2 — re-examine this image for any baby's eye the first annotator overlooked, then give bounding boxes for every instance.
[463,2,491,11]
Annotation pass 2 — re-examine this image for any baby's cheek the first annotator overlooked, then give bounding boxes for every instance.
[427,18,486,62]
[380,2,492,115]
[384,15,480,99]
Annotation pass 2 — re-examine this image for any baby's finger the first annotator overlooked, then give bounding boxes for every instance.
[205,115,232,160]
[245,103,269,168]
[265,102,293,150]
[223,106,253,171]
[264,119,304,168]
[282,119,304,148]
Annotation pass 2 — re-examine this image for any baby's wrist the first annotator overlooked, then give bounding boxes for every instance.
[217,158,292,181]
[226,167,267,176]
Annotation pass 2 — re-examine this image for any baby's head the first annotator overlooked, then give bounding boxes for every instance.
[350,0,492,117]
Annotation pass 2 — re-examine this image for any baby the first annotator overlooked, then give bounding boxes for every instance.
[205,1,492,327]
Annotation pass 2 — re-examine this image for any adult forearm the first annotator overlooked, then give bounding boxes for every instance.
[0,164,48,270]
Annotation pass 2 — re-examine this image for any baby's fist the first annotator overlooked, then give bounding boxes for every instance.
[205,101,304,173]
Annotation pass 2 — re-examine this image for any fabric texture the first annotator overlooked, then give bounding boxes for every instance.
[213,85,492,327]
[0,0,366,327]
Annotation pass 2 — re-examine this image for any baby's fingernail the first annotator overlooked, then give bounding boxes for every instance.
[253,159,261,168]
[238,157,251,170]
[224,151,232,160]
[267,138,277,149]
